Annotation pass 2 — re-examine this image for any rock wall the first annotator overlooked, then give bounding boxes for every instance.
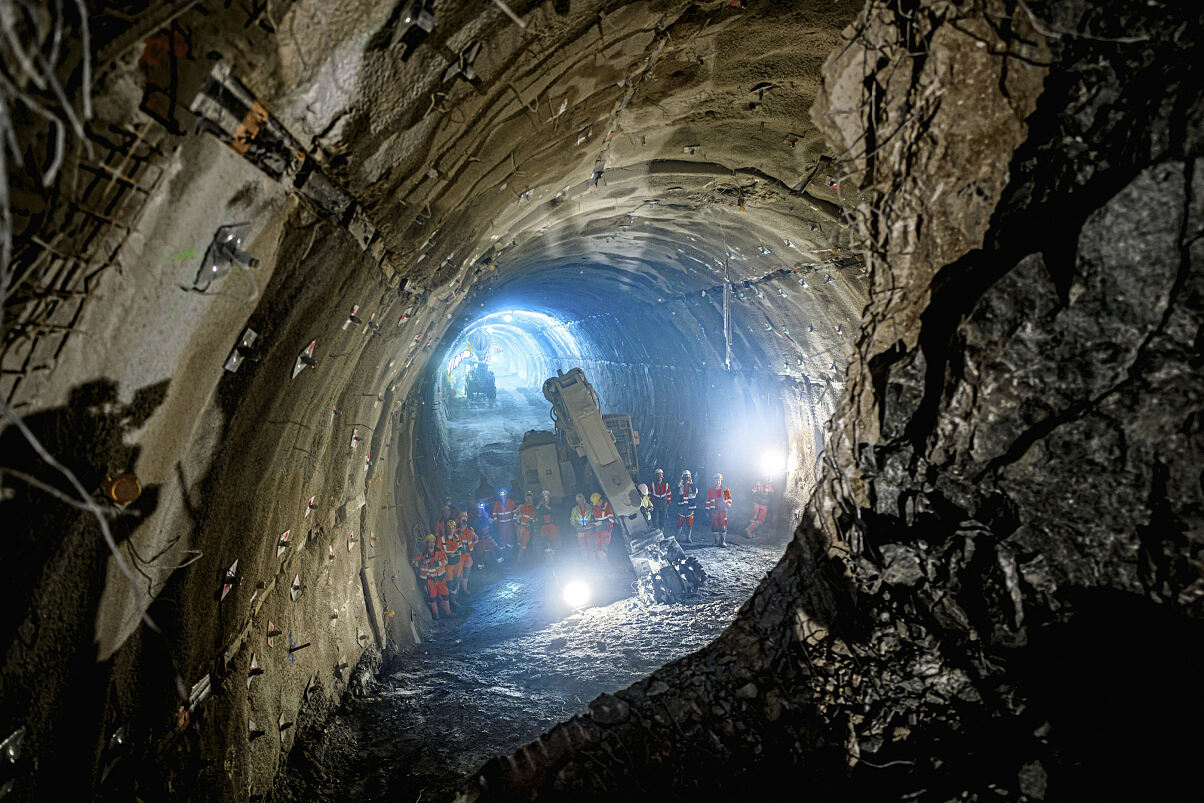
[459,0,1204,799]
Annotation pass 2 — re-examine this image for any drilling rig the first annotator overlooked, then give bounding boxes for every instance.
[531,368,706,604]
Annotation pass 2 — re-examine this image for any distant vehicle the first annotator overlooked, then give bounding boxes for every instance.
[528,368,706,605]
[465,361,496,406]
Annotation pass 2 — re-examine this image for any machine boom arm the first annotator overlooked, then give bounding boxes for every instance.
[543,368,648,531]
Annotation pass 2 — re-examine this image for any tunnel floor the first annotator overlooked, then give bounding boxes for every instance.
[273,522,794,801]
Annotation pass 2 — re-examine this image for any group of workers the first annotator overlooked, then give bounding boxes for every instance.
[411,509,482,619]
[640,468,774,547]
[412,471,775,616]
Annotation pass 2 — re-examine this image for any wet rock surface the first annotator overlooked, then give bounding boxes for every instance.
[274,527,793,801]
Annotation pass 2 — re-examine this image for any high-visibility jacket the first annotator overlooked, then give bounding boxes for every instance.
[492,498,516,524]
[438,531,462,562]
[678,481,697,509]
[751,481,774,503]
[458,524,478,553]
[704,485,733,511]
[570,504,592,532]
[592,502,615,531]
[411,547,447,579]
[516,503,535,529]
[650,480,672,504]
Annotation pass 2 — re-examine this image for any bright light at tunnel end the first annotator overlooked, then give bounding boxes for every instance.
[563,579,592,609]
[760,451,788,476]
[503,313,514,323]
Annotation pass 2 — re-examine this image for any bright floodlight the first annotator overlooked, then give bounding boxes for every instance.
[760,451,786,476]
[563,579,591,608]
[503,313,514,323]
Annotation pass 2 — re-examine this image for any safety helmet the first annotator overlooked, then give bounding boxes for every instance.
[525,489,534,497]
[425,534,436,543]
[458,511,468,520]
[655,468,664,476]
[637,483,649,495]
[542,489,551,498]
[713,473,723,481]
[681,470,692,479]
[447,520,457,529]
[590,493,602,504]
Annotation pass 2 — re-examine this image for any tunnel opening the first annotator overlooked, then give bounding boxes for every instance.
[373,229,852,796]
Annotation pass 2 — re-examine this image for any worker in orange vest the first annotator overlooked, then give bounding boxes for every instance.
[535,489,558,559]
[590,492,615,563]
[570,492,592,558]
[410,534,451,618]
[745,476,774,539]
[491,489,517,553]
[705,472,734,548]
[456,512,479,594]
[438,520,464,605]
[516,490,536,564]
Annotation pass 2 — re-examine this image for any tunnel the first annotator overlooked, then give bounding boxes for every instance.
[1,0,1202,801]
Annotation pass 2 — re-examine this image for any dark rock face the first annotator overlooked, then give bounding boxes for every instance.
[460,0,1204,799]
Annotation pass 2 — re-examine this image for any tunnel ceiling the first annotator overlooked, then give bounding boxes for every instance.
[254,0,861,317]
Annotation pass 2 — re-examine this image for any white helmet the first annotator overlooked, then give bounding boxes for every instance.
[681,470,692,479]
[637,483,649,495]
[713,473,723,481]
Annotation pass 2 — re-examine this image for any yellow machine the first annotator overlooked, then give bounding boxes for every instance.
[525,368,705,604]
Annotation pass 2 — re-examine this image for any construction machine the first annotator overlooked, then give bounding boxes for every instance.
[533,368,706,604]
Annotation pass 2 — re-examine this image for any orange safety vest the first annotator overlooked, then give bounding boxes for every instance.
[438,530,462,561]
[411,547,447,579]
[592,502,615,531]
[516,503,535,528]
[493,498,516,524]
[704,486,733,511]
[458,524,478,552]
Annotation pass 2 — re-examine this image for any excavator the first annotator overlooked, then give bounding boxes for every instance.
[527,368,706,604]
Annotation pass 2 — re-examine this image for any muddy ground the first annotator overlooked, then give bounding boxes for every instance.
[274,511,793,802]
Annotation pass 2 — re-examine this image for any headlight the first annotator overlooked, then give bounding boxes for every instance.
[562,579,591,608]
[760,451,786,476]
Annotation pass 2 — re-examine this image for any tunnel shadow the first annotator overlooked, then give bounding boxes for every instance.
[0,379,168,650]
[0,378,168,798]
[1011,589,1204,799]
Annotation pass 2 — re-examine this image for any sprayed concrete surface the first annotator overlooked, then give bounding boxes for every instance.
[275,521,793,801]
